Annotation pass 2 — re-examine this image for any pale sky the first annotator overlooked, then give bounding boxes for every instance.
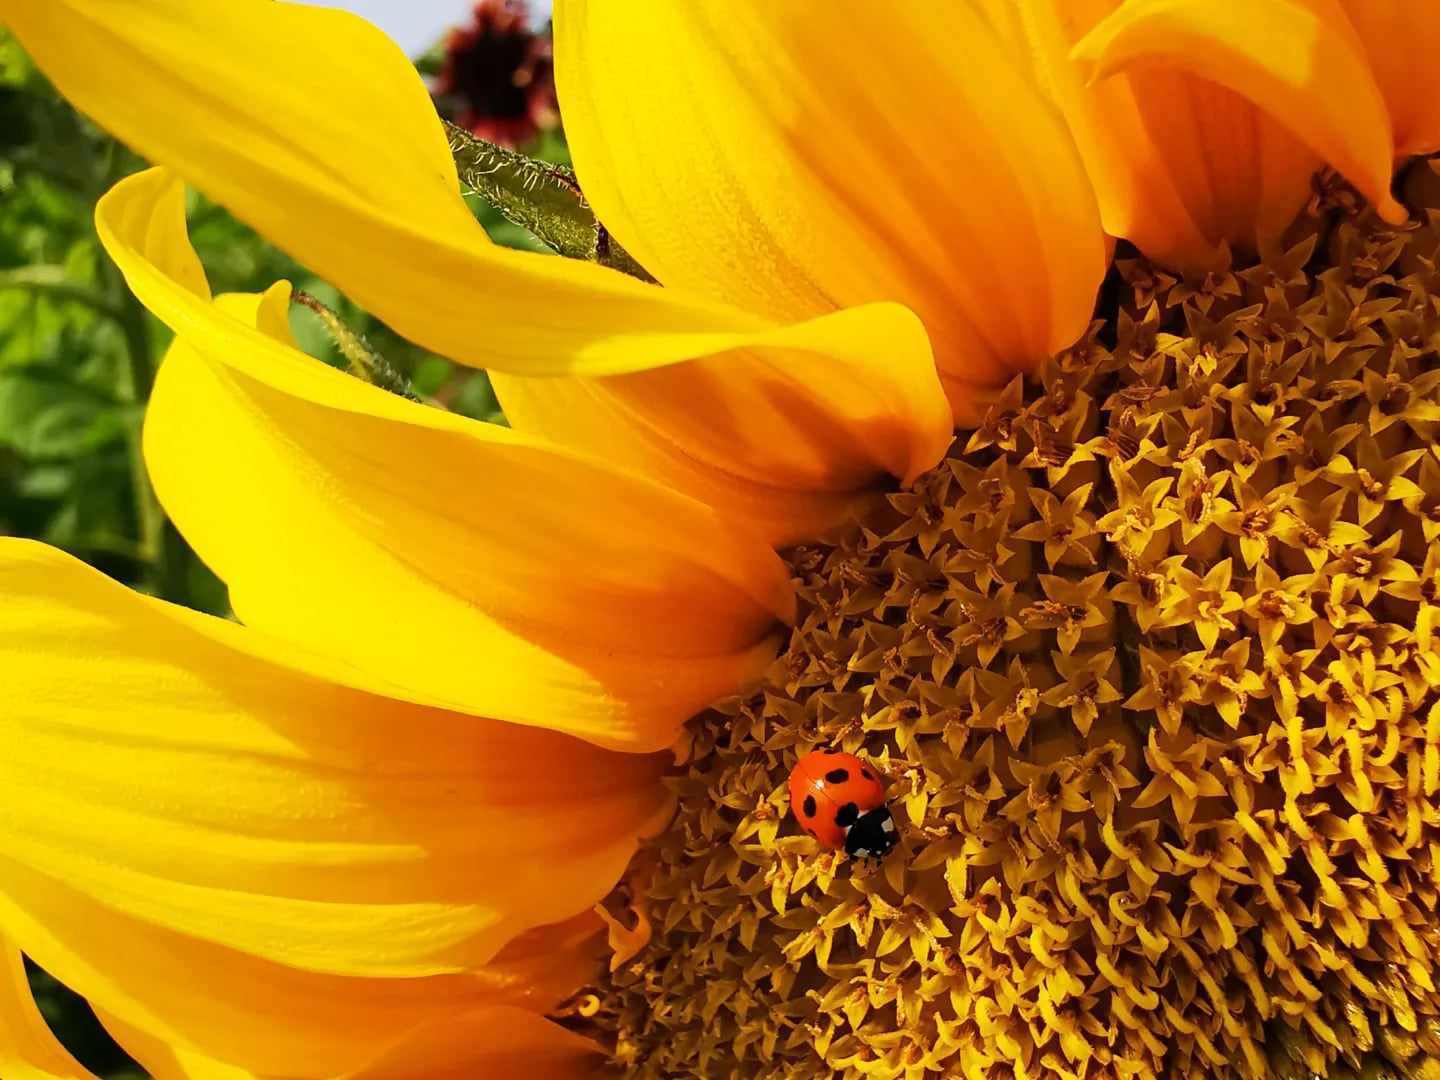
[307,0,552,57]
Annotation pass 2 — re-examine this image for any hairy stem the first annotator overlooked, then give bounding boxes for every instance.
[444,121,655,281]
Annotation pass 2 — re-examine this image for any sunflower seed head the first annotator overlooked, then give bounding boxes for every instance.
[584,192,1440,1078]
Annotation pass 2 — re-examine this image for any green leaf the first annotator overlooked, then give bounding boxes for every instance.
[0,366,131,457]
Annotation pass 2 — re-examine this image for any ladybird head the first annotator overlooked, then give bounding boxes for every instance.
[842,805,897,859]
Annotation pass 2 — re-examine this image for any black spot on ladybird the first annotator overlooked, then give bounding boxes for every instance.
[861,767,874,780]
[822,747,841,755]
[802,795,817,818]
[825,768,849,783]
[835,802,860,828]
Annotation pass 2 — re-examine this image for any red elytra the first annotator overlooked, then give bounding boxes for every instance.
[787,749,888,851]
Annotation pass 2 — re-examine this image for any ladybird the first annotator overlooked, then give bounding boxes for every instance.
[787,748,897,859]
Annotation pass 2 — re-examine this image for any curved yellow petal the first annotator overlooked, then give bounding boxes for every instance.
[0,943,96,1080]
[92,916,606,1080]
[103,1008,599,1080]
[94,1016,254,1080]
[0,859,602,1078]
[1341,0,1440,156]
[554,0,1107,415]
[465,909,611,1012]
[492,372,861,548]
[98,167,792,752]
[492,303,955,548]
[0,539,671,982]
[338,1008,601,1080]
[1065,0,1404,267]
[4,0,902,381]
[1011,0,1236,267]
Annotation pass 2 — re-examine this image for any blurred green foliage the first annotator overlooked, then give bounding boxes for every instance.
[0,31,168,603]
[1,27,565,1078]
[0,30,552,610]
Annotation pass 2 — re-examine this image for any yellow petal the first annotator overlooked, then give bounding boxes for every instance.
[1341,0,1440,155]
[99,167,792,752]
[338,1008,601,1080]
[0,858,601,1079]
[93,1015,254,1080]
[92,917,606,1080]
[0,538,671,985]
[466,909,611,1011]
[492,371,861,547]
[4,0,900,380]
[1067,0,1404,268]
[492,303,954,548]
[554,0,1106,415]
[0,942,95,1080]
[1011,0,1237,267]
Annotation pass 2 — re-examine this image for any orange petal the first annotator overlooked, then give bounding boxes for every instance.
[554,0,1106,415]
[593,901,653,974]
[95,1015,256,1080]
[1341,0,1440,156]
[492,303,955,548]
[1019,0,1269,266]
[338,1008,602,1080]
[1067,0,1404,267]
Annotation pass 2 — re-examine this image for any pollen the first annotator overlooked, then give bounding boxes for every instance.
[583,171,1440,1078]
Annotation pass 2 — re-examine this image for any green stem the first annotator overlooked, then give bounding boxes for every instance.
[291,290,417,400]
[444,121,655,281]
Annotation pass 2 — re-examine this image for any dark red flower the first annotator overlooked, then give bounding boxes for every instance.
[433,1,557,148]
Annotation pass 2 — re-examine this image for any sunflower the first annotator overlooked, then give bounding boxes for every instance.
[2,1,1439,1078]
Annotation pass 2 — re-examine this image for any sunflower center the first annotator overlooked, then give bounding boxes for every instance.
[584,174,1440,1078]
